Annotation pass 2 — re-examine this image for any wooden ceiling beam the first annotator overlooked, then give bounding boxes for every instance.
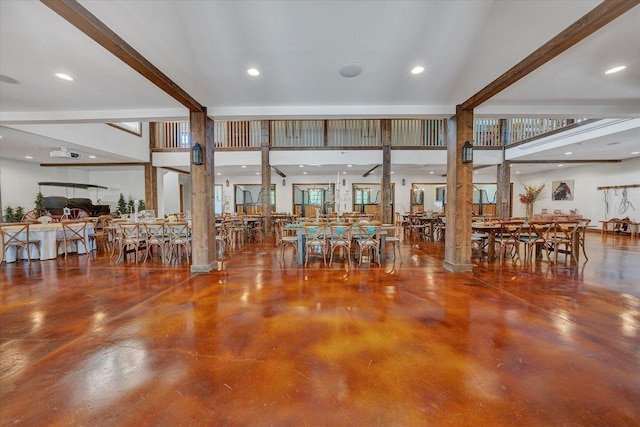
[363,164,381,177]
[40,0,205,113]
[40,162,146,167]
[461,0,640,110]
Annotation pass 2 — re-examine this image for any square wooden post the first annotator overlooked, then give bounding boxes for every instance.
[261,120,271,235]
[443,106,473,273]
[190,110,216,273]
[381,119,392,224]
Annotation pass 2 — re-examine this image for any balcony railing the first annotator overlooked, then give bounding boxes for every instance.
[152,118,576,150]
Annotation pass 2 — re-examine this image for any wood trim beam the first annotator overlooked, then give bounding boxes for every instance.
[40,0,205,113]
[461,0,640,110]
[363,164,381,177]
[271,166,286,178]
[40,162,146,167]
[509,159,621,164]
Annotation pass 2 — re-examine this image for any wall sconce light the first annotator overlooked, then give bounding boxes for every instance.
[342,178,346,186]
[402,178,406,186]
[191,142,203,166]
[462,140,474,164]
[282,179,286,186]
[225,179,229,187]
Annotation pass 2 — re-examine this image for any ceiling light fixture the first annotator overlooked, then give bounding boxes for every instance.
[429,171,434,175]
[558,164,564,167]
[564,151,572,155]
[55,73,74,81]
[411,66,424,75]
[25,156,33,159]
[631,151,639,155]
[89,155,96,159]
[241,165,247,168]
[247,68,260,77]
[604,65,626,75]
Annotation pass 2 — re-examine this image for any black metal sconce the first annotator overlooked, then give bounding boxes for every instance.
[462,140,473,164]
[282,179,286,186]
[402,178,406,186]
[191,142,203,165]
[342,178,346,186]
[225,179,229,187]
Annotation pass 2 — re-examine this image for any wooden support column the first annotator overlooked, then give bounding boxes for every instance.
[190,110,216,273]
[496,119,511,219]
[144,163,158,212]
[260,120,272,235]
[443,106,474,273]
[144,122,158,211]
[381,119,392,224]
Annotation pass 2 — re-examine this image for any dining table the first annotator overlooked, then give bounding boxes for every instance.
[284,222,393,265]
[2,222,95,263]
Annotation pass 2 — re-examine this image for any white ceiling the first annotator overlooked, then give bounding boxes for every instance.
[1,0,639,176]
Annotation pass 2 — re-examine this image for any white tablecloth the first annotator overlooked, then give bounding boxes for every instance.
[2,223,95,263]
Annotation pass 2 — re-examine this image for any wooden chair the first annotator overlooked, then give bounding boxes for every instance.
[521,222,553,264]
[328,223,352,266]
[304,223,327,266]
[495,221,523,264]
[1,223,40,263]
[167,222,191,264]
[356,222,381,266]
[56,221,88,258]
[384,225,402,262]
[143,222,167,262]
[274,220,298,260]
[116,223,145,263]
[548,221,579,264]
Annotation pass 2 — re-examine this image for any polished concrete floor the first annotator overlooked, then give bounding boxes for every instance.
[1,232,639,426]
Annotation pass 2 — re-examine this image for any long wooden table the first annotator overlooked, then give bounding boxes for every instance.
[284,223,393,265]
[2,222,95,263]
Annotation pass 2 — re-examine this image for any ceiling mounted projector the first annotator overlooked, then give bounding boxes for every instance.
[49,148,79,158]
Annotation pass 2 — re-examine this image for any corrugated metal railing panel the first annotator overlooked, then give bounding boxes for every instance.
[474,119,501,146]
[392,119,421,146]
[154,121,190,149]
[327,120,381,146]
[271,120,325,147]
[509,118,572,144]
[391,119,445,146]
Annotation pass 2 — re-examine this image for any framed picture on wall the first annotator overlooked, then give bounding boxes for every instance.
[552,180,574,201]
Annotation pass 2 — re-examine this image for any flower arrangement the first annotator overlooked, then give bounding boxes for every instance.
[518,183,545,205]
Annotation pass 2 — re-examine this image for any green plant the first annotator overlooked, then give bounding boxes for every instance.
[4,206,15,222]
[138,199,146,211]
[117,193,128,215]
[34,191,45,217]
[127,197,135,214]
[14,206,25,222]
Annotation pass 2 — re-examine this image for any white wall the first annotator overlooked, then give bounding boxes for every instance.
[515,157,640,223]
[162,171,181,215]
[0,158,145,215]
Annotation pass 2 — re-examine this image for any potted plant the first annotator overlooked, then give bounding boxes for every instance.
[34,191,46,217]
[117,193,128,216]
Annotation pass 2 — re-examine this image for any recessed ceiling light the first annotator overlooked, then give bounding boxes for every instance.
[55,73,74,81]
[347,164,352,168]
[241,165,247,168]
[474,171,478,174]
[25,155,33,159]
[391,171,395,174]
[429,171,434,174]
[410,66,424,75]
[299,165,304,168]
[558,164,564,167]
[515,171,520,174]
[247,68,260,77]
[88,155,96,159]
[303,172,307,175]
[631,151,639,155]
[255,172,260,175]
[564,151,572,155]
[216,172,221,176]
[604,65,626,75]
[342,171,347,174]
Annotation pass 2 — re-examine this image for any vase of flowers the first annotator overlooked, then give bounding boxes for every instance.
[518,183,545,221]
